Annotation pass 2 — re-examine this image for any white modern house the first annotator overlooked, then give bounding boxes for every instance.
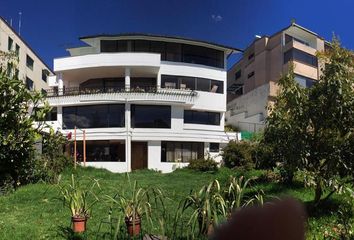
[44,34,241,173]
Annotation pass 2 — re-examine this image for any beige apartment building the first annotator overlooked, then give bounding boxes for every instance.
[0,16,52,91]
[226,22,329,132]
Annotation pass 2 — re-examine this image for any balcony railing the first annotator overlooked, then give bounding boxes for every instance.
[43,86,197,98]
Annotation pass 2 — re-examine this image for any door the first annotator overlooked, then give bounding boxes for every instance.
[131,142,148,170]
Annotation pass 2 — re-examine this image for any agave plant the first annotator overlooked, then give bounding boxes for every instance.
[106,174,166,236]
[181,179,226,236]
[224,176,253,214]
[60,174,100,218]
[225,176,266,216]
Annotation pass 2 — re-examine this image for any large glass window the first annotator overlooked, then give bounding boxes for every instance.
[284,48,318,67]
[161,141,204,162]
[80,78,125,92]
[161,75,223,93]
[100,40,225,68]
[76,140,125,162]
[182,45,224,68]
[101,40,128,52]
[133,40,150,52]
[294,74,316,88]
[131,105,171,128]
[62,104,125,129]
[184,110,220,125]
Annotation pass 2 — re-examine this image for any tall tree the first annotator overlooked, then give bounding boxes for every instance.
[0,52,50,188]
[263,38,354,204]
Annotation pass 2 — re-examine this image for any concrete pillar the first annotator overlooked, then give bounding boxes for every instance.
[57,106,63,130]
[157,70,161,90]
[125,102,131,172]
[58,73,63,95]
[125,68,130,91]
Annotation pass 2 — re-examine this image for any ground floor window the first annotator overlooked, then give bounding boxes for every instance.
[161,141,204,162]
[75,140,125,162]
[209,143,220,152]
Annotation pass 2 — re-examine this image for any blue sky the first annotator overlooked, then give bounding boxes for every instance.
[1,0,353,69]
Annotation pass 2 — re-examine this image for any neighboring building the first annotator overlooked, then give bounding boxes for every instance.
[44,34,241,173]
[226,22,328,132]
[0,16,53,91]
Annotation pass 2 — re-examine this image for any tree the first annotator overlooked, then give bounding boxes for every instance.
[263,38,354,204]
[0,52,50,188]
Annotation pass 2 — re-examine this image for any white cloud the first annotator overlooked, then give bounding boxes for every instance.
[211,14,223,22]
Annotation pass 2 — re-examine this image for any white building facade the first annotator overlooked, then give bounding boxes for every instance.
[45,34,241,173]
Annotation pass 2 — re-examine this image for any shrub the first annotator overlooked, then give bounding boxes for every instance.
[188,157,218,172]
[253,144,275,169]
[34,130,71,183]
[221,141,255,170]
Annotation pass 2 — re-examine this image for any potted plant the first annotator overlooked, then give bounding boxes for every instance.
[107,175,165,237]
[60,174,100,233]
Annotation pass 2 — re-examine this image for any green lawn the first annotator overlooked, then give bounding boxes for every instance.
[0,167,351,239]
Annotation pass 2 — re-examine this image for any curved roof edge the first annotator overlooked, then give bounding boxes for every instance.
[79,33,243,53]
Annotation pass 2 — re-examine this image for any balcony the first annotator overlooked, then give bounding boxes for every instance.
[43,86,198,106]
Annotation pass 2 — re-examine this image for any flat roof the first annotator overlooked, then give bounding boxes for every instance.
[79,33,243,53]
[0,16,54,74]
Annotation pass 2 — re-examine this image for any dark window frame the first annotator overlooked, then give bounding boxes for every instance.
[100,40,224,68]
[26,55,34,70]
[131,105,171,128]
[161,141,204,162]
[209,143,220,152]
[284,48,318,67]
[62,104,125,129]
[8,37,13,51]
[184,110,221,125]
[26,77,34,90]
[235,70,241,80]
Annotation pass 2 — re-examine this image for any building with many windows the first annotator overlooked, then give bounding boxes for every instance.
[226,22,328,132]
[0,16,53,90]
[44,34,241,172]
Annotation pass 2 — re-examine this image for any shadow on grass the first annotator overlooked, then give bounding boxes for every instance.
[304,198,342,218]
[56,226,88,240]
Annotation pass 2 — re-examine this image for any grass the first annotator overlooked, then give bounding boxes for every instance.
[0,167,352,239]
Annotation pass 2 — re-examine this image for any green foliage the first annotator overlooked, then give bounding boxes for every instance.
[263,37,354,203]
[180,179,226,236]
[224,124,240,132]
[34,129,71,183]
[187,156,218,173]
[105,173,166,238]
[60,174,101,218]
[0,54,50,189]
[221,141,255,169]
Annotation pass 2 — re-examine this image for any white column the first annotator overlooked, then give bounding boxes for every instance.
[57,106,63,130]
[125,68,130,91]
[125,102,131,172]
[58,73,63,95]
[157,70,161,90]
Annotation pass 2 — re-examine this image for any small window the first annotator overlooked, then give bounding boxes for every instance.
[247,71,255,79]
[8,37,13,51]
[227,84,243,95]
[26,55,34,70]
[15,44,20,56]
[209,143,220,152]
[26,77,34,90]
[235,70,241,80]
[45,107,57,121]
[42,69,49,82]
[248,53,255,60]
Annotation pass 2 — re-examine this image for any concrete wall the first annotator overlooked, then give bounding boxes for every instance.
[0,17,52,91]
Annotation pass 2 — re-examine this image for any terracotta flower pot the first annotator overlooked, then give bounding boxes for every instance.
[72,216,87,233]
[125,217,141,237]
